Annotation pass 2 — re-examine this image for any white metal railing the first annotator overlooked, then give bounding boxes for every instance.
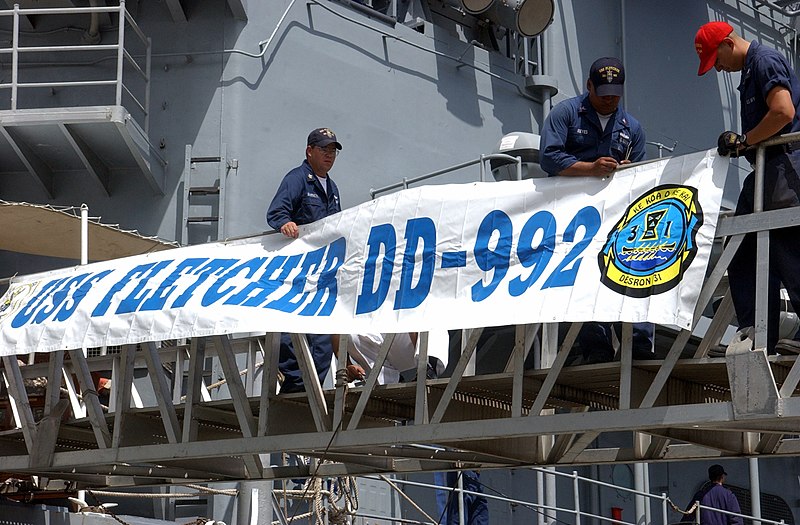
[368,467,788,525]
[0,1,151,133]
[370,153,523,198]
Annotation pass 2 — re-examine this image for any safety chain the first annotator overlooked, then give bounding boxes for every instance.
[668,498,698,515]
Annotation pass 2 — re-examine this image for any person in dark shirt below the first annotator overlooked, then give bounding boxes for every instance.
[682,464,743,525]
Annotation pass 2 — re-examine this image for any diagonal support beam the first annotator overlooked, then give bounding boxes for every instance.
[1,357,37,453]
[258,333,280,437]
[44,351,65,416]
[431,328,483,424]
[415,331,429,425]
[290,333,329,432]
[183,338,207,443]
[111,345,136,449]
[509,324,537,417]
[347,333,396,430]
[694,290,734,358]
[216,335,262,477]
[30,399,70,469]
[68,350,111,448]
[558,431,601,464]
[0,126,54,198]
[59,123,111,196]
[143,342,182,443]
[641,234,744,409]
[529,323,582,415]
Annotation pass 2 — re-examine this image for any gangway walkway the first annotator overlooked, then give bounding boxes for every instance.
[1,136,800,490]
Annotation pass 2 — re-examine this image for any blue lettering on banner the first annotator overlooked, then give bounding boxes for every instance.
[224,255,300,307]
[470,206,602,302]
[11,278,68,328]
[202,258,268,307]
[140,258,209,311]
[394,217,436,310]
[441,251,467,268]
[356,224,396,315]
[171,259,238,308]
[93,263,166,317]
[116,260,174,314]
[55,270,113,321]
[265,248,326,312]
[509,211,556,296]
[33,274,91,324]
[472,210,513,302]
[300,237,345,316]
[541,206,600,288]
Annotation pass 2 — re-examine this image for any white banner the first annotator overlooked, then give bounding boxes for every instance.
[0,151,727,355]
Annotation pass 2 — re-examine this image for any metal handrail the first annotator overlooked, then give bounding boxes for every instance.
[747,130,800,351]
[368,468,787,525]
[0,1,150,132]
[370,153,523,198]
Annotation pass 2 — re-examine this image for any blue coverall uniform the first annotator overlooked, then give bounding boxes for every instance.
[727,41,800,353]
[540,93,653,361]
[267,159,342,393]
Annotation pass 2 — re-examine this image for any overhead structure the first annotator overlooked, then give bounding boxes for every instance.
[0,200,177,262]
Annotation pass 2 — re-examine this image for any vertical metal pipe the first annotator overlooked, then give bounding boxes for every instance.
[237,482,255,525]
[457,473,466,525]
[523,36,530,76]
[537,469,546,525]
[573,471,581,525]
[546,467,557,525]
[145,36,152,135]
[115,0,126,105]
[634,462,646,525]
[516,156,523,180]
[662,493,668,525]
[749,458,761,525]
[479,154,486,182]
[80,203,88,265]
[11,3,19,110]
[753,145,769,350]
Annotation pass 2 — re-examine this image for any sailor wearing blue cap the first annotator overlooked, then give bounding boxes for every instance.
[539,57,652,363]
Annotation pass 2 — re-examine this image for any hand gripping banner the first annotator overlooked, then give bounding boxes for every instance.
[0,150,727,355]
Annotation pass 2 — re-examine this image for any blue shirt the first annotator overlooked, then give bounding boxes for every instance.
[683,483,743,525]
[539,93,646,176]
[739,40,800,163]
[266,160,341,230]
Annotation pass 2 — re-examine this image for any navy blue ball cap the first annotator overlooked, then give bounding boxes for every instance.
[708,464,727,480]
[307,127,342,150]
[589,57,625,97]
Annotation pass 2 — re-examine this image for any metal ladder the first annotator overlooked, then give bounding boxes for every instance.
[181,143,233,245]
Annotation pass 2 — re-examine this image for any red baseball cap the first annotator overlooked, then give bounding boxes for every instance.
[695,21,733,75]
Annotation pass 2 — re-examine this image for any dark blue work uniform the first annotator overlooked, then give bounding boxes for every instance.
[266,159,342,393]
[540,93,653,361]
[540,93,646,175]
[728,41,800,352]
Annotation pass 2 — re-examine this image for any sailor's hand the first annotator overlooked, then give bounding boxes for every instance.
[280,221,299,238]
[346,363,366,382]
[593,157,619,176]
[717,131,747,157]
